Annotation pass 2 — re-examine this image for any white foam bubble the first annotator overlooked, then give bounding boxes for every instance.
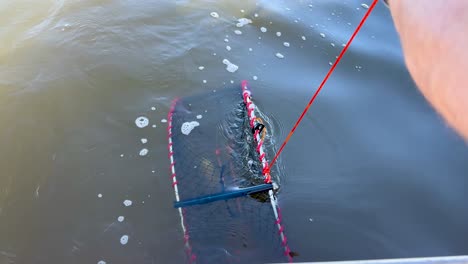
[234,30,242,35]
[226,45,231,51]
[135,116,149,128]
[253,76,258,80]
[117,216,125,222]
[141,138,148,144]
[301,35,306,40]
[196,115,203,119]
[210,12,219,18]
[275,53,284,59]
[151,106,156,111]
[161,119,167,123]
[236,18,252,27]
[98,261,106,264]
[222,59,239,73]
[283,42,290,47]
[120,235,129,245]
[260,27,267,33]
[123,200,132,207]
[276,32,282,37]
[98,193,102,198]
[224,38,229,42]
[181,121,200,135]
[139,148,148,156]
[198,66,205,70]
[320,33,326,38]
[361,3,369,9]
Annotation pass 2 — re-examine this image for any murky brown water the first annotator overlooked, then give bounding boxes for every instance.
[1,0,467,263]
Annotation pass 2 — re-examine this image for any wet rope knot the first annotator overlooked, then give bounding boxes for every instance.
[263,166,272,183]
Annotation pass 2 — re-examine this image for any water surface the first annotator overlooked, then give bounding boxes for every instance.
[1,0,467,263]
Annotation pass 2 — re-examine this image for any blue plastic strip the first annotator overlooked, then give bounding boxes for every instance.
[174,183,273,208]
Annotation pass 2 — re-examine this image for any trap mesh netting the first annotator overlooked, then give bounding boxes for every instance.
[166,81,292,263]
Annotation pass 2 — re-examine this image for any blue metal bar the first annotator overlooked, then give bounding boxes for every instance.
[174,183,273,208]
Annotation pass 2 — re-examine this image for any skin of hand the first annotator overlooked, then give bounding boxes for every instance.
[388,0,468,140]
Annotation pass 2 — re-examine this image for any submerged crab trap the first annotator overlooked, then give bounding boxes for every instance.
[166,81,292,263]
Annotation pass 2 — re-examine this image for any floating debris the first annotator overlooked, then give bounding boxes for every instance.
[260,27,267,33]
[98,193,102,198]
[98,261,106,264]
[226,45,231,51]
[151,106,156,111]
[320,32,326,38]
[330,43,335,47]
[301,35,306,40]
[248,48,253,51]
[120,154,124,158]
[152,124,156,128]
[181,121,200,135]
[275,53,285,59]
[254,13,259,17]
[135,116,149,128]
[198,66,205,70]
[139,148,148,156]
[234,30,242,35]
[361,3,369,9]
[196,115,203,119]
[224,38,229,42]
[283,42,290,47]
[120,235,129,245]
[210,12,219,18]
[123,200,132,207]
[276,32,282,37]
[222,59,239,73]
[117,216,125,222]
[141,138,148,144]
[203,80,207,84]
[161,119,167,123]
[236,18,252,27]
[240,9,245,13]
[253,76,258,80]
[329,61,333,66]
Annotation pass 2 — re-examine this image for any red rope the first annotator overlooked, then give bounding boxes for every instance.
[269,0,378,168]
